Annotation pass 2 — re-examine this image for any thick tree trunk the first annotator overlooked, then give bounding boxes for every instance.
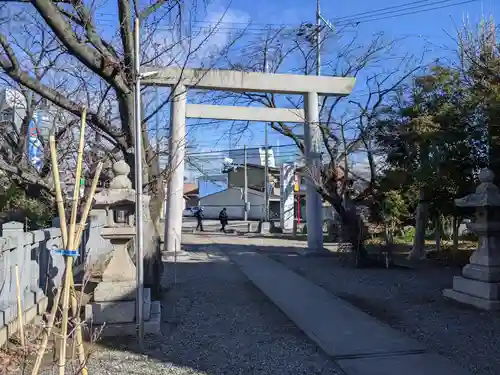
[452,215,459,253]
[435,216,441,253]
[408,188,428,260]
[125,150,162,295]
[384,223,393,245]
[322,192,369,267]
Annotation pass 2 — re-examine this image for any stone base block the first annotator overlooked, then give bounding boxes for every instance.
[88,301,161,338]
[259,222,271,234]
[1,296,48,347]
[0,291,35,327]
[462,263,500,282]
[94,281,136,302]
[452,276,500,300]
[443,288,500,310]
[85,288,151,324]
[33,288,45,304]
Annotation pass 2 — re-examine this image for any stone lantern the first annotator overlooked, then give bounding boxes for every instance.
[84,160,160,336]
[443,169,500,310]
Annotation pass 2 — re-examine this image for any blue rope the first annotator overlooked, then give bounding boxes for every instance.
[53,249,79,257]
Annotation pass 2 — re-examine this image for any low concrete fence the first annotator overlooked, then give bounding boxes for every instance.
[0,216,109,347]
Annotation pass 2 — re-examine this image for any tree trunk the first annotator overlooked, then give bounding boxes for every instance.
[435,216,441,253]
[408,188,428,260]
[322,193,369,266]
[384,222,394,245]
[125,150,162,295]
[452,215,459,253]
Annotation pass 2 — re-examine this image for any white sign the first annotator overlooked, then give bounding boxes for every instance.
[280,163,295,230]
[259,147,276,168]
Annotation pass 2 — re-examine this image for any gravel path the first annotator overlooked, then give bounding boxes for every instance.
[270,252,500,375]
[71,234,344,375]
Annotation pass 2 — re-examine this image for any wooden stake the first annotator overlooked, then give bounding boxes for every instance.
[69,162,103,375]
[15,265,25,348]
[73,162,103,249]
[31,135,69,375]
[59,108,87,375]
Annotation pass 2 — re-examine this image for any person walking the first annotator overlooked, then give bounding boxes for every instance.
[219,207,228,233]
[194,207,204,232]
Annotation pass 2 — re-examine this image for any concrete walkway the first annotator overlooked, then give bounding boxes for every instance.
[225,249,473,375]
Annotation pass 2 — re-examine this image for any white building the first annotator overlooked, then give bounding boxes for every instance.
[198,187,265,220]
[229,146,276,168]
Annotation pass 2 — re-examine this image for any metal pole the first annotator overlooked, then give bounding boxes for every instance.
[244,145,248,221]
[155,86,160,162]
[133,17,144,347]
[264,123,269,222]
[263,42,270,223]
[316,0,321,76]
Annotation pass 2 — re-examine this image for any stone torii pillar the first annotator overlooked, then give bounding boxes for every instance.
[443,169,500,310]
[304,91,324,250]
[164,84,187,254]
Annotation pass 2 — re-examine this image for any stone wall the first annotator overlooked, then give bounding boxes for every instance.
[0,217,109,347]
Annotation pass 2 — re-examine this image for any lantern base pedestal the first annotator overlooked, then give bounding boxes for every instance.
[462,263,500,282]
[443,287,500,311]
[443,257,500,311]
[84,300,161,338]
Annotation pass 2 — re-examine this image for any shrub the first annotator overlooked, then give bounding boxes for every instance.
[0,184,54,229]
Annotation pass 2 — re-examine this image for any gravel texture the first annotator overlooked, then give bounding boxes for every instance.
[269,252,500,375]
[34,234,343,375]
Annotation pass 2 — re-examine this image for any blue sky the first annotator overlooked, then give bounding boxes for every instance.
[42,0,498,176]
[3,0,496,180]
[170,0,497,177]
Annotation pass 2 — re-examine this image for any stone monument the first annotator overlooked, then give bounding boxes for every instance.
[443,169,500,310]
[84,160,161,336]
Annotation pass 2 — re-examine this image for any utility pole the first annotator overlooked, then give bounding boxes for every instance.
[264,123,269,222]
[155,87,160,161]
[244,145,248,221]
[316,0,321,76]
[155,86,161,199]
[133,17,145,348]
[314,0,336,74]
[263,44,270,222]
[303,0,331,250]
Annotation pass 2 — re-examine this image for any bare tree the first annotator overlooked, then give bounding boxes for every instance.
[0,0,248,234]
[219,26,421,265]
[0,0,244,187]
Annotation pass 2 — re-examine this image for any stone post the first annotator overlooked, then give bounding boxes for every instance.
[1,221,24,237]
[280,163,295,231]
[443,169,500,310]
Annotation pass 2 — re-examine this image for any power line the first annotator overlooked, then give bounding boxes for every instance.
[334,0,479,26]
[187,151,301,159]
[92,0,478,32]
[197,0,477,27]
[329,0,441,21]
[185,143,297,156]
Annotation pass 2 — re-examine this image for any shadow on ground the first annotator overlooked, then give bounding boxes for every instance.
[89,237,343,375]
[78,235,500,375]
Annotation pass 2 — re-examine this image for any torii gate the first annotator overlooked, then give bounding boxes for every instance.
[141,67,355,254]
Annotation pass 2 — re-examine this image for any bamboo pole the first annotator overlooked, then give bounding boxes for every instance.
[69,162,103,374]
[15,265,25,348]
[33,120,102,375]
[31,135,69,375]
[59,108,87,375]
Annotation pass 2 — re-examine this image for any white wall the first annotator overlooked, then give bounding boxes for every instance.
[199,187,265,220]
